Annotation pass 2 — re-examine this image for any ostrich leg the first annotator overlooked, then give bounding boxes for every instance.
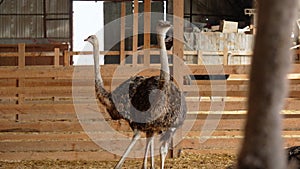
[143,133,155,169]
[115,129,141,169]
[160,127,176,169]
[160,141,169,169]
[150,136,155,168]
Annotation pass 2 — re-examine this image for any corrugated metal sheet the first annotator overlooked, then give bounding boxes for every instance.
[0,0,43,38]
[0,0,71,44]
[0,0,43,14]
[47,20,70,38]
[46,0,69,13]
[0,15,44,38]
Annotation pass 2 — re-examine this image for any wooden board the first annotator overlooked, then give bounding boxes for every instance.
[0,61,300,162]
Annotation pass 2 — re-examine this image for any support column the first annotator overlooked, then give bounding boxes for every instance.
[172,0,184,158]
[143,0,151,66]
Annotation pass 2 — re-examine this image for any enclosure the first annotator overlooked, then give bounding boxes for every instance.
[1,0,300,168]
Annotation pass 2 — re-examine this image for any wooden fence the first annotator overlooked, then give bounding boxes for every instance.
[1,44,300,161]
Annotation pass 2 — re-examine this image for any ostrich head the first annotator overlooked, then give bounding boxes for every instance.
[156,20,172,36]
[84,35,98,46]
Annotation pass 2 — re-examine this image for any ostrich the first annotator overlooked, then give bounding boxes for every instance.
[84,20,187,169]
[237,0,298,169]
[287,146,300,168]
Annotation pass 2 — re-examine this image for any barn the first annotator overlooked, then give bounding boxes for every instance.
[1,0,300,168]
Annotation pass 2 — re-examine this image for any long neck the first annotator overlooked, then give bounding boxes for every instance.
[93,41,103,85]
[92,40,121,120]
[158,33,170,83]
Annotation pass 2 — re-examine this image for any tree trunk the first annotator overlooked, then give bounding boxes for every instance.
[238,0,298,169]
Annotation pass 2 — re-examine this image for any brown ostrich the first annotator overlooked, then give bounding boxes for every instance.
[84,20,187,169]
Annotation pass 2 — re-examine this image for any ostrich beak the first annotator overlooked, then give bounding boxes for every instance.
[84,35,92,42]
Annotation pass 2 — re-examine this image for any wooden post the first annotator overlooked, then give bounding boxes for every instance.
[172,0,184,158]
[17,79,24,104]
[120,2,126,65]
[197,50,203,65]
[53,48,60,101]
[173,1,184,86]
[18,43,25,68]
[237,0,298,168]
[143,0,151,66]
[64,50,70,66]
[54,48,60,67]
[17,43,25,104]
[223,47,228,65]
[132,0,139,66]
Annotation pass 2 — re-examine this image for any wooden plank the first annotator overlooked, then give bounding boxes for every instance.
[0,50,233,57]
[0,137,240,154]
[188,98,300,111]
[1,52,60,57]
[0,121,84,132]
[177,137,242,151]
[23,78,73,86]
[120,2,126,65]
[1,98,300,115]
[1,120,300,141]
[0,140,100,152]
[0,79,17,86]
[0,43,69,52]
[143,0,151,66]
[3,83,300,99]
[184,51,225,56]
[0,151,117,161]
[0,120,132,133]
[21,78,127,87]
[0,137,298,161]
[4,76,300,87]
[0,85,238,98]
[0,132,87,141]
[0,104,77,114]
[70,51,120,56]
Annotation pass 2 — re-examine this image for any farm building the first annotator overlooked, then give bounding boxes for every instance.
[1,0,300,168]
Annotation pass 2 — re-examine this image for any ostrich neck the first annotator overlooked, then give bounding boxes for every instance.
[92,41,121,120]
[93,42,103,85]
[158,34,170,83]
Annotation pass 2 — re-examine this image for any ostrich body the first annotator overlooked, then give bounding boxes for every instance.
[85,20,187,169]
[287,146,300,168]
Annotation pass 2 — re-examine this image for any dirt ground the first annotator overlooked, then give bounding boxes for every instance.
[0,152,236,169]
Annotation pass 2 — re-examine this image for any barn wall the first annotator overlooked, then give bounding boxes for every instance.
[0,0,72,45]
[103,1,164,64]
[0,0,72,66]
[168,0,252,27]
